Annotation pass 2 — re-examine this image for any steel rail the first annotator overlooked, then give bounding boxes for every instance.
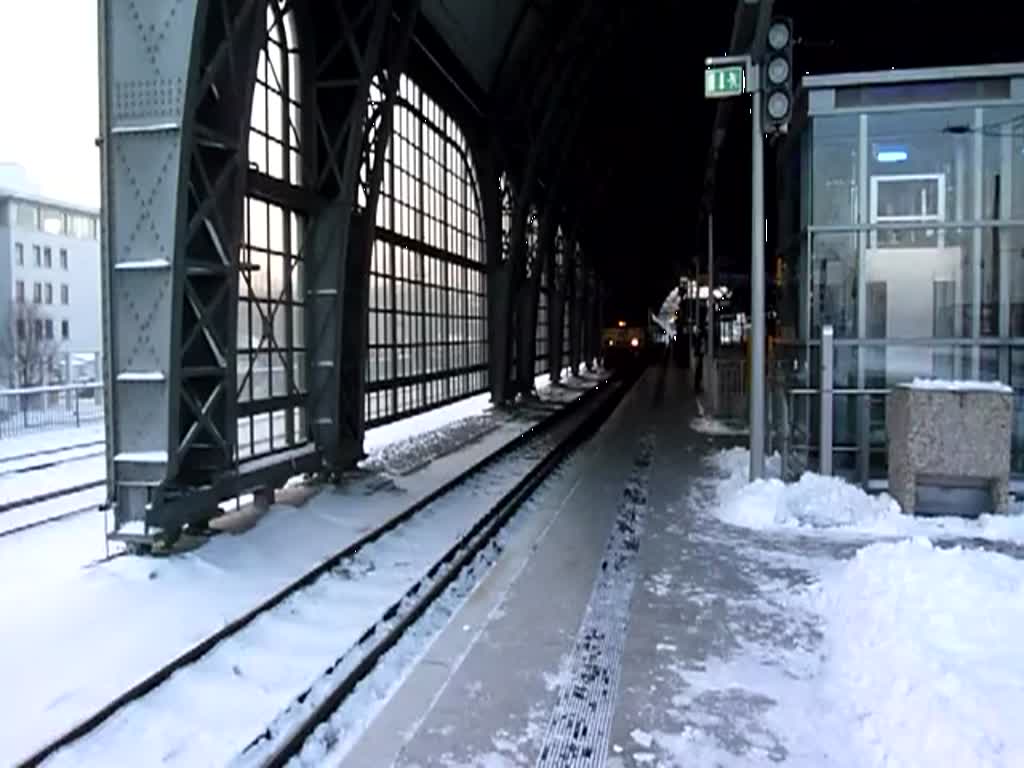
[0,480,106,516]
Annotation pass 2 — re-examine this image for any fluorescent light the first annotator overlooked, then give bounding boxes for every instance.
[876,145,908,163]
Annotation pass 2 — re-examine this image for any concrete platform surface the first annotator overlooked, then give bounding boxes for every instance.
[341,361,829,768]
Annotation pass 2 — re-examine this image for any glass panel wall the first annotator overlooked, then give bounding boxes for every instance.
[780,94,1024,480]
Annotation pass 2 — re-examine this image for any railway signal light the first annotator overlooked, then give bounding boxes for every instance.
[763,18,794,135]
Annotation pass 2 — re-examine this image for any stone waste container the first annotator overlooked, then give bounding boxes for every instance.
[887,380,1013,517]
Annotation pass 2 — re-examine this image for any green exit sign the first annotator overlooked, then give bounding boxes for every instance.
[705,65,746,98]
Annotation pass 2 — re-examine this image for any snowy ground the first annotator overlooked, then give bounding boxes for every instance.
[43,432,565,768]
[0,377,598,765]
[0,422,105,461]
[647,448,1024,768]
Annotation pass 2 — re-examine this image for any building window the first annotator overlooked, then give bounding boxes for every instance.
[43,246,52,269]
[33,282,41,303]
[69,215,98,240]
[61,319,69,340]
[59,248,68,270]
[34,319,42,338]
[33,245,41,266]
[60,284,69,304]
[15,281,24,302]
[41,209,64,236]
[45,283,53,305]
[15,242,24,266]
[15,202,39,229]
[16,319,25,340]
[45,319,53,340]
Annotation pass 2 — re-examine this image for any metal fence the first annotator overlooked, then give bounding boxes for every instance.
[769,328,1024,490]
[709,356,747,421]
[0,382,105,439]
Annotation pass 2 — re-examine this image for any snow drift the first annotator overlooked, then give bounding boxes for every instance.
[804,536,1024,768]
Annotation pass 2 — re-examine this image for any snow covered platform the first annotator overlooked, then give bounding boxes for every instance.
[0,374,603,766]
[340,362,1024,768]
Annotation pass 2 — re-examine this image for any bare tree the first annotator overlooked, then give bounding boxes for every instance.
[1,302,60,388]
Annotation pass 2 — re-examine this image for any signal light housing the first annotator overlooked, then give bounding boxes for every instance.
[763,18,794,135]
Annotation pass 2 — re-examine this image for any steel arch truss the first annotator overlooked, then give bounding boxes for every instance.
[101,0,420,541]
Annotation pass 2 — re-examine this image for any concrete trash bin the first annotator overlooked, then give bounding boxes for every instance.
[887,379,1013,517]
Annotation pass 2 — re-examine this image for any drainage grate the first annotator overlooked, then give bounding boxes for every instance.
[536,433,656,767]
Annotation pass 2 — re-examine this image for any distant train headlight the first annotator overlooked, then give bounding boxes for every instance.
[630,337,639,348]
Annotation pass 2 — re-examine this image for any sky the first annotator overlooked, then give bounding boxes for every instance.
[0,1,100,208]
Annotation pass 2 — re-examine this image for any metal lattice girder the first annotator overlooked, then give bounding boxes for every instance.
[477,141,506,401]
[514,205,543,394]
[495,3,623,402]
[492,3,597,403]
[533,202,558,382]
[100,0,269,534]
[344,0,422,452]
[303,0,397,473]
[487,170,519,404]
[559,225,578,372]
[584,267,599,369]
[547,225,567,381]
[568,241,584,372]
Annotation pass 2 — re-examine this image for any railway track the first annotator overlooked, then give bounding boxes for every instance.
[0,440,107,536]
[0,444,106,477]
[18,372,631,768]
[0,436,291,538]
[0,481,106,538]
[0,439,105,467]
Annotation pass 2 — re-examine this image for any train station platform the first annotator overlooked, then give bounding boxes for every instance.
[14,356,1023,767]
[340,361,784,767]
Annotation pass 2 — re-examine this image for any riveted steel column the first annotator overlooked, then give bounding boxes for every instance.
[477,142,505,402]
[585,268,599,370]
[100,0,201,533]
[537,208,561,382]
[102,0,267,536]
[568,244,583,375]
[346,0,422,456]
[305,0,396,474]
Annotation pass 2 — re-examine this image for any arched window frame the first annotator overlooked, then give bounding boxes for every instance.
[237,0,308,462]
[364,74,488,425]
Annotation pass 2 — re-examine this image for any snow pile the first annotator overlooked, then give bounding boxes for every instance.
[908,378,1013,394]
[707,446,782,477]
[359,413,499,476]
[805,537,1024,767]
[705,447,1024,541]
[363,393,492,453]
[719,473,902,531]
